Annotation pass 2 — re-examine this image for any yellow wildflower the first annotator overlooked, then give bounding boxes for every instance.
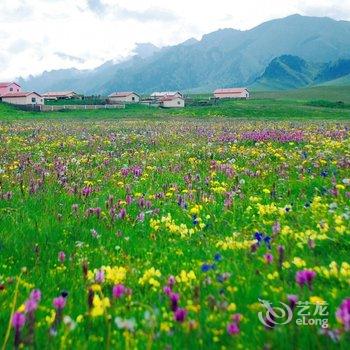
[139,267,161,290]
[292,257,306,268]
[91,295,110,317]
[309,296,325,305]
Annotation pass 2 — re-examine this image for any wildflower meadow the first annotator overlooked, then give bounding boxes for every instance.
[0,118,349,349]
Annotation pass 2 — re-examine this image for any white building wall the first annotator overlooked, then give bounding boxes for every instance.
[109,94,140,103]
[162,98,185,108]
[151,92,183,99]
[214,91,249,99]
[2,94,44,105]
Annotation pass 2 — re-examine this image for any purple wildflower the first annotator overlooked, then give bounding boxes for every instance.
[264,253,274,264]
[174,308,187,323]
[119,208,126,220]
[12,312,26,349]
[25,299,38,313]
[95,269,105,283]
[227,313,242,335]
[50,294,67,336]
[227,322,240,335]
[287,294,298,311]
[277,245,285,268]
[112,284,126,299]
[12,312,26,330]
[136,212,145,222]
[170,292,180,312]
[58,251,66,263]
[272,221,281,235]
[296,269,316,289]
[167,276,175,288]
[30,289,42,302]
[53,296,66,310]
[336,298,350,331]
[163,286,172,296]
[82,186,92,197]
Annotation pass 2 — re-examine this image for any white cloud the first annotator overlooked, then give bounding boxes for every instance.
[0,0,349,80]
[298,0,350,19]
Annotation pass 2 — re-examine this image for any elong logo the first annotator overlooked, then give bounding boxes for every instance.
[258,299,293,327]
[257,298,329,328]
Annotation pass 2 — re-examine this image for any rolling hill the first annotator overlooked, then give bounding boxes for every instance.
[252,55,320,90]
[253,56,350,90]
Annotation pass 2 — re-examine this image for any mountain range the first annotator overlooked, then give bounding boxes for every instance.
[18,14,350,94]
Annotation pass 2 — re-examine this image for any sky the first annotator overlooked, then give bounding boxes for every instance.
[0,0,350,80]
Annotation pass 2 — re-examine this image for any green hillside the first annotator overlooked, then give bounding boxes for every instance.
[318,74,350,86]
[252,85,350,103]
[252,55,350,91]
[252,55,320,90]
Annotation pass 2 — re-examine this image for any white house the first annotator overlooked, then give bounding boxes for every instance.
[1,92,44,106]
[42,91,80,100]
[0,82,21,96]
[214,88,250,99]
[159,96,185,108]
[151,91,183,99]
[108,92,140,103]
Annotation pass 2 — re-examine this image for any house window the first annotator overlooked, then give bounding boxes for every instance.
[10,87,13,91]
[132,97,135,101]
[17,89,19,92]
[32,97,36,103]
[177,101,181,105]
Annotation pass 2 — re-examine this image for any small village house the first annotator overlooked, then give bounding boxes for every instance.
[151,91,183,100]
[108,92,140,103]
[0,82,22,96]
[1,92,44,106]
[159,95,185,108]
[213,88,250,99]
[42,91,80,100]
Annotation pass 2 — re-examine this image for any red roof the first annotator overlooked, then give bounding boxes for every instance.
[43,91,77,97]
[160,96,184,102]
[109,92,138,98]
[0,82,20,88]
[214,88,248,94]
[2,91,42,98]
[151,91,182,97]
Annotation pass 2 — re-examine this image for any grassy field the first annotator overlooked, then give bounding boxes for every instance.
[0,96,350,349]
[252,85,350,104]
[1,95,350,121]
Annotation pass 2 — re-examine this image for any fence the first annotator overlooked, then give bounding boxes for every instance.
[41,104,125,112]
